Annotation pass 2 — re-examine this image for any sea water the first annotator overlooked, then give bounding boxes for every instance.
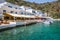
[0,21,60,40]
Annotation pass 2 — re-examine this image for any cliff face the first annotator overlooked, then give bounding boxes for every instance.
[6,0,60,18]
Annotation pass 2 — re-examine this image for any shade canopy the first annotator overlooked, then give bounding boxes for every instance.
[4,13,36,18]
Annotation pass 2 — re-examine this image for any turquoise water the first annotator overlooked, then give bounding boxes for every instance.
[0,21,60,40]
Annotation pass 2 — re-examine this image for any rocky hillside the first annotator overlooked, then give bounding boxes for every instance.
[6,0,60,18]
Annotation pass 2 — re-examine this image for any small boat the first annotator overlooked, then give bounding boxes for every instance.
[43,21,50,24]
[43,17,53,24]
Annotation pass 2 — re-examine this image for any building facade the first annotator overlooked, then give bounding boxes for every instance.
[0,2,46,20]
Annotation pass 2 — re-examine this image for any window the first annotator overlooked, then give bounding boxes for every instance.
[32,11,36,13]
[8,6,12,8]
[20,12,24,14]
[26,13,30,15]
[3,10,6,12]
[15,12,17,14]
[10,11,13,13]
[15,7,17,9]
[26,12,33,15]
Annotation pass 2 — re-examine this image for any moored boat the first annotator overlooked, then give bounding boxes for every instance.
[43,17,53,24]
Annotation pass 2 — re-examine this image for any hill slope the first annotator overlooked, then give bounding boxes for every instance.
[6,0,60,18]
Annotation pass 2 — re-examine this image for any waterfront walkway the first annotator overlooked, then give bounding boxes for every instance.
[0,20,38,30]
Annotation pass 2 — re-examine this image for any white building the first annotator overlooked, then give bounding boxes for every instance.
[0,2,46,19]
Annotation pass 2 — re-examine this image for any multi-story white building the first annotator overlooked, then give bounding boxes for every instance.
[0,2,47,20]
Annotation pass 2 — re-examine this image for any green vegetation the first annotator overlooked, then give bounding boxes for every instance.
[6,0,60,18]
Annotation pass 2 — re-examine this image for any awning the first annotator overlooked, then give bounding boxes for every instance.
[4,13,36,18]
